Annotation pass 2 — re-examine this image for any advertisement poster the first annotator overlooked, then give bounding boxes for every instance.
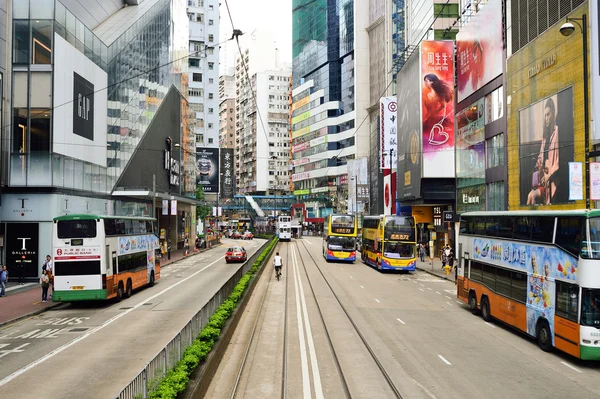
[456,99,485,179]
[6,223,39,277]
[456,0,504,102]
[518,87,574,205]
[591,0,600,140]
[396,51,422,199]
[162,200,169,215]
[421,40,455,177]
[380,96,398,169]
[220,148,234,199]
[590,162,600,200]
[170,200,177,216]
[196,147,220,192]
[568,162,583,200]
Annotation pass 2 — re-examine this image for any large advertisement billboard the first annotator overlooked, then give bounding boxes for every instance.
[421,40,455,178]
[53,33,108,167]
[518,88,574,205]
[220,148,234,199]
[456,0,503,103]
[196,147,219,193]
[380,97,398,169]
[397,51,422,199]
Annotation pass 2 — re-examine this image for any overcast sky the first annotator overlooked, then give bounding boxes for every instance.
[219,0,292,69]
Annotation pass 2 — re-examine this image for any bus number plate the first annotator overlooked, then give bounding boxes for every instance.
[71,286,85,290]
[391,234,409,240]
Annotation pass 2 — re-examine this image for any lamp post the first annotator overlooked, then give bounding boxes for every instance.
[166,138,180,260]
[560,15,591,208]
[271,155,277,218]
[351,176,358,215]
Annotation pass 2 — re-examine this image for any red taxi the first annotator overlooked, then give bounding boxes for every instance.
[225,246,247,263]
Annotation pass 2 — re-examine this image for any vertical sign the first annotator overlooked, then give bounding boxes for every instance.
[380,97,398,169]
[162,200,169,215]
[590,162,600,200]
[6,223,39,277]
[170,200,177,215]
[220,148,234,199]
[196,147,220,192]
[569,162,583,200]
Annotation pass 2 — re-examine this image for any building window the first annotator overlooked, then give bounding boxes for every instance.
[209,4,213,10]
[32,20,53,64]
[208,123,214,129]
[485,87,504,124]
[193,73,202,82]
[207,47,214,55]
[189,58,199,67]
[208,93,214,99]
[12,108,28,153]
[209,78,214,84]
[188,88,204,97]
[208,34,214,42]
[487,181,505,211]
[14,21,30,64]
[190,103,204,112]
[197,13,204,23]
[208,62,214,70]
[486,133,504,168]
[209,19,214,25]
[208,138,213,144]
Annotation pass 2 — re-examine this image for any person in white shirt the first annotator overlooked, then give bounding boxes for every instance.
[44,255,53,298]
[273,252,283,279]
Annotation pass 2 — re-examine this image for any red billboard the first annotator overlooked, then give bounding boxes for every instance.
[456,0,504,102]
[421,40,455,178]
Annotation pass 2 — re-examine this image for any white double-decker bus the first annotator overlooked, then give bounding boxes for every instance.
[277,215,292,241]
[52,214,160,302]
[457,210,600,360]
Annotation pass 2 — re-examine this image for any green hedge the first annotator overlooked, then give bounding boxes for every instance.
[149,237,278,399]
[255,233,275,240]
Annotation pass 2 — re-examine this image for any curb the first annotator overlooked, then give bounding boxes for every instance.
[416,264,453,282]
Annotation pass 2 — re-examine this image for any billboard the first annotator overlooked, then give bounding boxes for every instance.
[456,0,503,102]
[456,99,485,207]
[396,50,422,200]
[380,97,398,169]
[196,147,219,193]
[518,88,574,205]
[53,33,108,167]
[421,40,455,178]
[220,148,234,199]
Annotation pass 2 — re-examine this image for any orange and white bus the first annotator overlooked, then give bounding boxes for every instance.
[457,210,600,360]
[52,214,160,302]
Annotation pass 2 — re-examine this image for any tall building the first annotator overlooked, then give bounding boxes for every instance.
[291,0,370,219]
[406,0,461,45]
[219,97,236,149]
[187,0,220,148]
[1,0,194,276]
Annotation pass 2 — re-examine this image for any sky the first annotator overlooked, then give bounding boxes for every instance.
[219,0,292,70]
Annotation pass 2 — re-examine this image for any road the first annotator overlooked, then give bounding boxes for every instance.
[0,238,266,399]
[206,237,600,399]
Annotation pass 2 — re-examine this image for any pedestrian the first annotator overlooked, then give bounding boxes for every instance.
[419,243,426,262]
[441,250,448,271]
[17,262,25,285]
[40,269,50,302]
[44,255,54,298]
[0,265,8,297]
[184,237,189,256]
[273,252,283,279]
[448,249,455,278]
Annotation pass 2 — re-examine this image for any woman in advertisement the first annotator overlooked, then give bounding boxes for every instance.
[527,98,559,205]
[422,73,454,144]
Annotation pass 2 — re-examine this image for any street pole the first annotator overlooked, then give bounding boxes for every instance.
[354,176,358,216]
[166,138,172,260]
[582,14,590,209]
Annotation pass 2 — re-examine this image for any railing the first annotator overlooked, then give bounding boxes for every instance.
[116,239,273,399]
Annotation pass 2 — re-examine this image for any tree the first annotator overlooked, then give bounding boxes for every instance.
[196,186,212,221]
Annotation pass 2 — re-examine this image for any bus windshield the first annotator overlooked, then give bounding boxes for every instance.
[384,216,415,241]
[581,288,600,327]
[383,242,415,259]
[328,236,355,251]
[57,220,97,239]
[585,217,600,259]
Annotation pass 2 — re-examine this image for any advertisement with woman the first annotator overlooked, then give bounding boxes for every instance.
[518,88,574,205]
[421,40,455,177]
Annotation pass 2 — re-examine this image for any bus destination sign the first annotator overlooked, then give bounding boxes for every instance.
[390,233,410,240]
[332,227,353,234]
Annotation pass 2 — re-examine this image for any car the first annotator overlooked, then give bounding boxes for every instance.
[243,231,254,240]
[225,246,247,263]
[231,231,242,239]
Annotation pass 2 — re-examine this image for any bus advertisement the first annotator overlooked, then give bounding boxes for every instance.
[361,215,417,271]
[457,210,600,360]
[322,214,357,262]
[52,215,161,302]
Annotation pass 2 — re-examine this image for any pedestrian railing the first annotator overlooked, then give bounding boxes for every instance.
[115,239,271,399]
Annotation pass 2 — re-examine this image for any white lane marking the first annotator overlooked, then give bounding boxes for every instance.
[445,302,453,307]
[427,288,433,291]
[412,280,417,284]
[436,291,441,295]
[419,288,425,292]
[419,284,425,287]
[292,245,324,399]
[485,322,496,329]
[456,301,463,305]
[445,296,452,300]
[560,361,583,373]
[340,268,344,271]
[397,318,406,325]
[291,247,313,399]
[349,275,353,279]
[0,254,226,387]
[375,298,380,303]
[438,355,452,366]
[360,285,364,289]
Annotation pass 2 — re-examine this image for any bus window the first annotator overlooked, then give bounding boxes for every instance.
[513,217,531,240]
[57,220,97,239]
[473,218,486,235]
[581,288,600,326]
[556,281,579,322]
[105,219,117,236]
[495,267,511,296]
[584,217,600,259]
[555,217,583,257]
[530,217,554,243]
[328,236,355,251]
[497,217,514,239]
[510,271,527,303]
[485,218,499,237]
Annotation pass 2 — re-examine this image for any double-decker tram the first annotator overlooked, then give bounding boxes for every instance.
[361,215,417,271]
[322,214,358,262]
[457,210,600,359]
[52,214,160,302]
[277,215,292,241]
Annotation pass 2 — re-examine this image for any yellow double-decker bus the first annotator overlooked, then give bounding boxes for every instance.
[322,214,358,262]
[361,215,417,271]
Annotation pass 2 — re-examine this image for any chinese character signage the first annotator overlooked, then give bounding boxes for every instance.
[456,0,503,102]
[220,148,234,199]
[357,184,369,201]
[380,96,397,170]
[421,40,455,178]
[196,147,219,192]
[590,162,600,200]
[170,200,177,215]
[568,162,583,201]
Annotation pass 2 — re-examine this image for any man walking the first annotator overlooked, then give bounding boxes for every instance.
[0,265,8,297]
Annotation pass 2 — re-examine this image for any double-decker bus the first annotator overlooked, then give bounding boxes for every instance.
[52,214,161,302]
[457,210,600,360]
[361,215,417,271]
[322,214,358,262]
[277,215,292,241]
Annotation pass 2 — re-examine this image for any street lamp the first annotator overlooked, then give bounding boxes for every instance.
[166,138,180,259]
[351,176,358,215]
[560,14,591,208]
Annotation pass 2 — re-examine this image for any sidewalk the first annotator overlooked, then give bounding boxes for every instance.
[0,244,221,328]
[415,257,455,282]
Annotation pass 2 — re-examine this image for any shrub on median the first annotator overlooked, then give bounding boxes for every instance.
[149,237,278,399]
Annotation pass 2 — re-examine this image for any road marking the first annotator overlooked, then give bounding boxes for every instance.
[438,355,452,366]
[445,302,453,307]
[485,322,496,329]
[349,275,353,279]
[375,298,380,303]
[419,284,424,287]
[397,318,406,325]
[360,285,364,289]
[412,280,417,283]
[427,288,433,291]
[0,254,226,387]
[445,296,452,300]
[341,268,344,271]
[436,291,441,295]
[456,301,463,305]
[560,361,582,373]
[419,288,425,292]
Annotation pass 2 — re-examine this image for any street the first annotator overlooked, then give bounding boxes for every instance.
[0,238,266,399]
[206,237,600,399]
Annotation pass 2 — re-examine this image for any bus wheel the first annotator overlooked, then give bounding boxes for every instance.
[149,272,155,287]
[468,291,478,314]
[125,279,132,298]
[536,320,553,352]
[481,296,492,322]
[117,283,124,302]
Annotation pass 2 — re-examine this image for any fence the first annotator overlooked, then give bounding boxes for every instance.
[116,239,273,399]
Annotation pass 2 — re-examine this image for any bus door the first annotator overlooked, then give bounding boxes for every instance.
[147,246,155,283]
[457,249,469,300]
[110,250,117,295]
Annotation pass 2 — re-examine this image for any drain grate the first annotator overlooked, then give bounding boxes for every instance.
[69,327,89,332]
